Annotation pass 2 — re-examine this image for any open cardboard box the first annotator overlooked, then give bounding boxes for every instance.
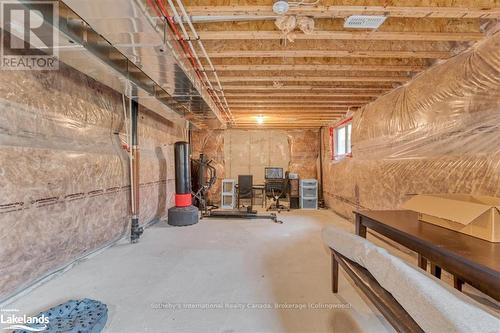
[402,194,500,242]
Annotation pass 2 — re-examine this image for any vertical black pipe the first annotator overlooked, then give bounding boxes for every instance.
[131,99,138,146]
[130,97,143,243]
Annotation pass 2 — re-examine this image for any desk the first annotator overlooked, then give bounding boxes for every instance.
[354,210,500,301]
[252,185,265,207]
[234,184,265,207]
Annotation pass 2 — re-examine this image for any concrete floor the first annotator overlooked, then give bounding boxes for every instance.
[5,209,497,332]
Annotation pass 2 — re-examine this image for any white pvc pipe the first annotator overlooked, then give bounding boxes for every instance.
[175,0,199,39]
[164,0,229,121]
[171,0,234,123]
[166,0,189,41]
[166,1,228,121]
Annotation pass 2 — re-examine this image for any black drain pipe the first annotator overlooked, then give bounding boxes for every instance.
[130,97,143,243]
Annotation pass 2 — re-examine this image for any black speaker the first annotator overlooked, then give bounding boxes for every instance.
[289,179,300,198]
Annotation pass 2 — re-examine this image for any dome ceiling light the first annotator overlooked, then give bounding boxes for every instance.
[273,0,290,15]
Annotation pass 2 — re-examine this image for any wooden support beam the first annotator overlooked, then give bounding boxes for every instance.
[218,76,409,83]
[231,104,365,108]
[232,105,352,109]
[233,111,345,114]
[232,110,348,114]
[208,50,450,59]
[234,120,336,124]
[227,99,372,103]
[233,117,349,121]
[234,122,338,125]
[186,6,500,19]
[207,57,431,67]
[228,101,369,108]
[234,112,343,116]
[234,116,344,119]
[216,64,426,72]
[234,110,346,113]
[235,117,340,120]
[233,116,347,121]
[233,116,345,119]
[198,30,484,42]
[225,92,380,97]
[234,123,334,127]
[233,108,348,112]
[235,124,327,129]
[224,86,390,91]
[233,113,349,117]
[234,120,343,123]
[236,122,328,125]
[236,126,324,129]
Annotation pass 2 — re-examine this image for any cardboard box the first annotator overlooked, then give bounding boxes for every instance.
[402,194,500,242]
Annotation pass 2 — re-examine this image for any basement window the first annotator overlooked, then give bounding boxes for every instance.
[330,118,352,161]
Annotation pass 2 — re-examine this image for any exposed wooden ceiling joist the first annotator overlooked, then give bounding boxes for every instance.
[233,115,338,118]
[215,64,425,71]
[234,121,342,125]
[230,99,368,103]
[233,121,342,125]
[234,115,346,118]
[227,98,372,103]
[235,126,329,129]
[232,109,349,113]
[234,119,340,123]
[231,106,364,110]
[234,124,332,129]
[186,5,500,19]
[217,70,413,76]
[206,56,432,67]
[193,17,484,36]
[225,92,380,97]
[216,76,410,82]
[207,50,451,59]
[232,114,352,119]
[182,2,495,128]
[222,85,393,91]
[233,122,337,126]
[232,103,365,107]
[197,30,484,41]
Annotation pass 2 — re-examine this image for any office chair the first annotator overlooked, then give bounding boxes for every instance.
[237,175,253,209]
[265,178,290,213]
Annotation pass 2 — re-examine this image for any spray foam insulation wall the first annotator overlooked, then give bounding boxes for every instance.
[322,32,500,220]
[0,64,187,302]
[192,128,319,204]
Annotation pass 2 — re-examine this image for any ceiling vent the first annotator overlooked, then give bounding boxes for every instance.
[344,15,387,29]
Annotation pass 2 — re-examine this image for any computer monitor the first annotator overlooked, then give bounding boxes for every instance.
[265,167,284,179]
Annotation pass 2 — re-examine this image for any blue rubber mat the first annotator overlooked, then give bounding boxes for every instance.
[12,299,107,333]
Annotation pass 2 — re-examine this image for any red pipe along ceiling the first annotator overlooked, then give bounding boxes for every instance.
[146,0,229,123]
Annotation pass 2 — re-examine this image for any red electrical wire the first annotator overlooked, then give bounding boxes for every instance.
[145,0,162,18]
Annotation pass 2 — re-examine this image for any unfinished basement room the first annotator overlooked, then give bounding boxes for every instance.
[0,0,499,332]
